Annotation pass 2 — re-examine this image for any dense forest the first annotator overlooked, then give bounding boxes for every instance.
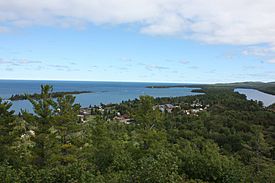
[0,85,274,182]
[147,81,275,95]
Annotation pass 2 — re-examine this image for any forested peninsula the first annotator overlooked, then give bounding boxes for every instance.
[9,90,93,101]
[147,81,275,95]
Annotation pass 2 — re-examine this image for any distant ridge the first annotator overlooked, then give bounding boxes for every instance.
[146,81,275,95]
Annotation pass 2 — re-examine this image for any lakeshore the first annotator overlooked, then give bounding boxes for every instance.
[9,91,93,101]
[0,80,202,113]
[146,81,275,95]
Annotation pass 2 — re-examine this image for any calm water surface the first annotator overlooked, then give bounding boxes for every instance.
[235,88,275,106]
[0,80,201,113]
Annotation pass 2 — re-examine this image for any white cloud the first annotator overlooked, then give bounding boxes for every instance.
[179,60,190,64]
[0,58,42,65]
[242,47,273,57]
[141,13,187,36]
[143,64,170,71]
[267,59,275,64]
[120,57,133,62]
[0,26,9,32]
[1,0,275,47]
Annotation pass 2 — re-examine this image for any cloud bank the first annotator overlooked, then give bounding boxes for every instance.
[1,0,275,47]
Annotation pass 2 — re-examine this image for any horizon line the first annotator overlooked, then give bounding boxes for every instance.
[0,78,271,85]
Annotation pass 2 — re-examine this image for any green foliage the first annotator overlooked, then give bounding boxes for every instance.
[133,95,164,129]
[21,85,84,167]
[0,98,17,164]
[133,150,182,183]
[178,139,244,182]
[9,90,92,101]
[0,162,97,183]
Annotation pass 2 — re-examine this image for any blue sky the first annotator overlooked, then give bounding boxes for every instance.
[0,0,275,83]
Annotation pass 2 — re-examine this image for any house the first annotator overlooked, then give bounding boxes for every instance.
[153,104,180,113]
[113,114,132,124]
[77,114,86,123]
[80,108,91,115]
[191,109,200,113]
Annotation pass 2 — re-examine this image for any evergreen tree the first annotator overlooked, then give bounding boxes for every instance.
[22,85,55,167]
[133,96,164,130]
[48,95,83,166]
[0,98,16,163]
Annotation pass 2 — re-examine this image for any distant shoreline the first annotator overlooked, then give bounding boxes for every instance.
[9,91,93,101]
[146,82,275,96]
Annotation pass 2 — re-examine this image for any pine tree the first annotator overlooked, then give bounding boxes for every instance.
[22,85,84,167]
[22,85,55,167]
[0,98,16,163]
[133,96,164,130]
[48,95,83,166]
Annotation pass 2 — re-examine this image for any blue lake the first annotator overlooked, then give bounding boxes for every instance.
[0,80,201,113]
[235,88,275,107]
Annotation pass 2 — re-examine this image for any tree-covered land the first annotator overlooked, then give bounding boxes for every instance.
[147,81,275,95]
[9,90,92,101]
[0,85,274,182]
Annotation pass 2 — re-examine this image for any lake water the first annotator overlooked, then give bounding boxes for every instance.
[235,88,275,106]
[0,80,201,113]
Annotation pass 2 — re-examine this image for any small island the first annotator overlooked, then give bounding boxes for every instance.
[9,91,93,101]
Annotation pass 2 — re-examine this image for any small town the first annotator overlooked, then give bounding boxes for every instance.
[78,99,210,123]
